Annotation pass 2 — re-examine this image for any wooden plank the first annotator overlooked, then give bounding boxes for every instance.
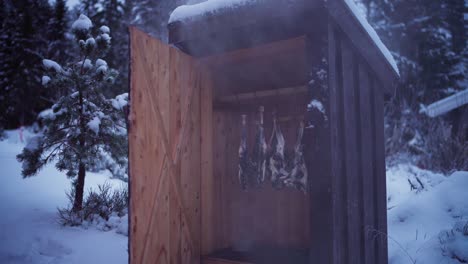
[180,57,202,263]
[144,162,170,264]
[202,257,253,264]
[358,62,376,264]
[203,36,308,99]
[129,27,204,264]
[212,111,227,247]
[214,85,308,105]
[328,23,347,264]
[341,35,363,264]
[353,56,365,262]
[327,0,398,94]
[200,37,306,68]
[169,42,183,264]
[129,27,171,264]
[305,30,334,263]
[201,69,215,255]
[209,101,310,250]
[371,79,389,264]
[135,38,174,264]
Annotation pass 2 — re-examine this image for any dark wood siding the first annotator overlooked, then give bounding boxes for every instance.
[304,31,334,264]
[315,20,388,264]
[372,78,389,264]
[341,34,363,264]
[358,62,377,264]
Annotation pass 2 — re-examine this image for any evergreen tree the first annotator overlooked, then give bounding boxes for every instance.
[0,0,52,128]
[364,0,465,103]
[360,0,467,168]
[100,0,132,97]
[74,0,133,97]
[76,0,102,21]
[17,14,128,212]
[48,0,71,62]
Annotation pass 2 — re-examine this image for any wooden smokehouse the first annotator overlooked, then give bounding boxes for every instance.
[128,0,399,263]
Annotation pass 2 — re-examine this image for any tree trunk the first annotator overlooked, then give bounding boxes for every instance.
[72,163,86,212]
[73,79,86,212]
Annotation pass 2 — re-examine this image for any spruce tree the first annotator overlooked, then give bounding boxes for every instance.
[17,14,128,212]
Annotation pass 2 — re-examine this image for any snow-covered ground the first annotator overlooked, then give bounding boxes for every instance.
[0,129,466,263]
[0,130,128,264]
[387,164,468,264]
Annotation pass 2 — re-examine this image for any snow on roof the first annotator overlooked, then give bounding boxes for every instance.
[72,14,93,31]
[343,0,399,76]
[169,0,254,24]
[422,89,468,117]
[169,0,399,76]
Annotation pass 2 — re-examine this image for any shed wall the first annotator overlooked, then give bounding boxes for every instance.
[308,21,388,264]
[209,102,311,252]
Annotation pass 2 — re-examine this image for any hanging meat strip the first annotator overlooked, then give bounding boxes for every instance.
[285,121,308,192]
[269,112,288,189]
[238,114,250,190]
[252,106,267,186]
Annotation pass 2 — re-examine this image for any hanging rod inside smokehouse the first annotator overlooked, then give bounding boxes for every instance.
[216,85,307,103]
[213,85,308,110]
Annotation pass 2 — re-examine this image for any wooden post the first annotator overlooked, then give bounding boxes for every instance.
[358,62,377,264]
[372,79,389,264]
[341,35,364,264]
[304,22,335,264]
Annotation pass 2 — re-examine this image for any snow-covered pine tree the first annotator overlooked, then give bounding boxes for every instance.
[74,0,133,97]
[17,14,128,212]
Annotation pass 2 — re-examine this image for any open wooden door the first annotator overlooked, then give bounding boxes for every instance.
[129,27,208,264]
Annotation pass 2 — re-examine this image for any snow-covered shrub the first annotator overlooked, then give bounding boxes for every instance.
[385,100,423,161]
[87,148,128,181]
[419,119,468,173]
[439,221,468,262]
[385,99,467,173]
[58,182,128,226]
[57,188,85,226]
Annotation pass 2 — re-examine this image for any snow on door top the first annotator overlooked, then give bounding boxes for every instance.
[169,0,399,76]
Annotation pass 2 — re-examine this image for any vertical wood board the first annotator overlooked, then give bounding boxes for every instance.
[358,62,377,264]
[372,79,389,264]
[129,27,203,264]
[341,36,362,264]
